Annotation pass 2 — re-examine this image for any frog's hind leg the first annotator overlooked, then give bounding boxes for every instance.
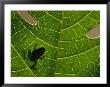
[22,49,29,61]
[30,61,37,70]
[28,49,31,60]
[40,55,45,59]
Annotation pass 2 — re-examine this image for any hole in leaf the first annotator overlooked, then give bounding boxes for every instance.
[86,24,100,38]
[18,11,37,26]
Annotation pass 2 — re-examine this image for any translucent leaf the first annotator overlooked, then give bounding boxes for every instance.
[11,11,100,77]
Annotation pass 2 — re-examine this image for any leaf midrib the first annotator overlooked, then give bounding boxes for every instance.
[54,11,64,76]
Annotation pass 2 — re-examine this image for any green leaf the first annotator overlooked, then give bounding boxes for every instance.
[11,11,100,77]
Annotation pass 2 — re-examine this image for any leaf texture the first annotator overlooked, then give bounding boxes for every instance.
[11,11,100,77]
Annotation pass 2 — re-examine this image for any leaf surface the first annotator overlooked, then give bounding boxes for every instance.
[11,11,100,77]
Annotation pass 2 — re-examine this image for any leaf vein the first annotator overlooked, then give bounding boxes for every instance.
[45,11,61,22]
[58,45,100,59]
[17,16,58,48]
[11,68,28,72]
[61,11,93,32]
[11,44,36,76]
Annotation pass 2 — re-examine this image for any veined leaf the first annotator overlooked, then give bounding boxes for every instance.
[11,11,100,77]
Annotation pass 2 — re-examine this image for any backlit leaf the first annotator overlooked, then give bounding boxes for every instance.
[11,11,100,77]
